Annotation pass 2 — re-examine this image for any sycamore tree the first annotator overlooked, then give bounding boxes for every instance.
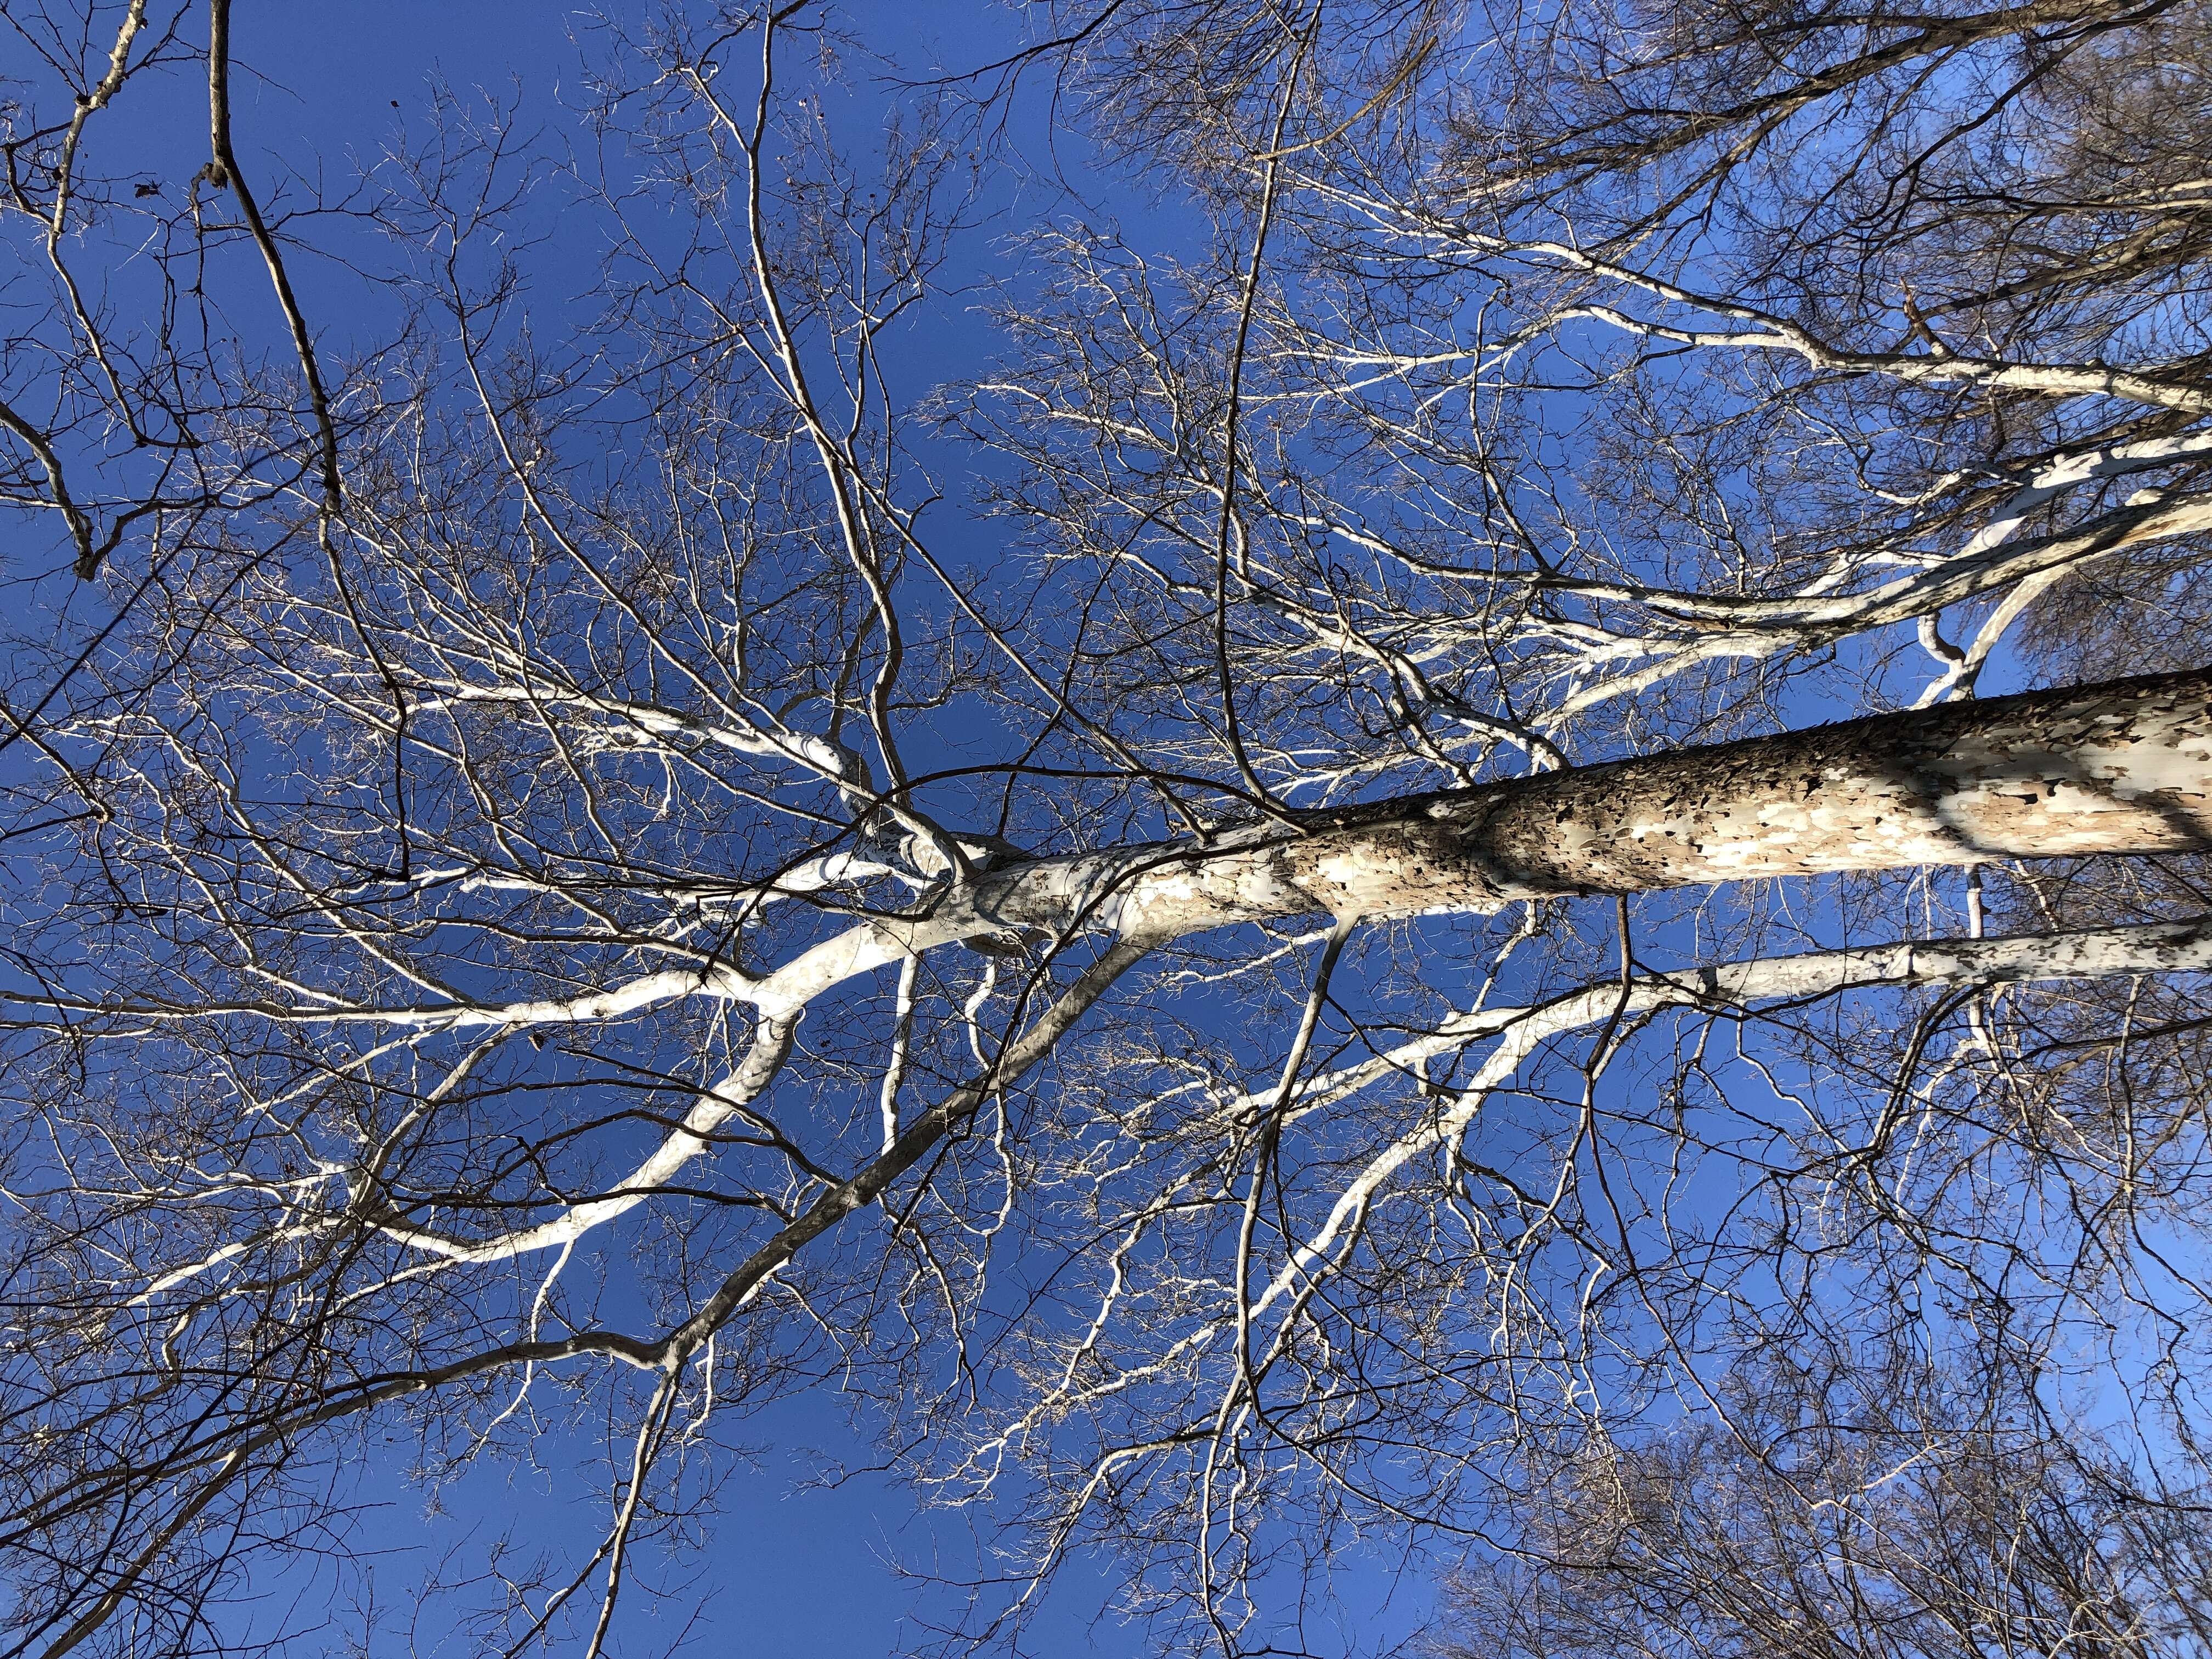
[2,1,2211,1655]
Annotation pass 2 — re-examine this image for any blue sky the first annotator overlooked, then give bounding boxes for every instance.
[8,6,2205,1656]
[66,7,1427,1654]
[14,8,2076,1656]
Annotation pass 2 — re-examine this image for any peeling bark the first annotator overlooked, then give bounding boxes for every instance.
[979,665,2212,938]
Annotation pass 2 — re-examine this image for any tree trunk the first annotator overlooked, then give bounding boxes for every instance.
[983,667,2212,940]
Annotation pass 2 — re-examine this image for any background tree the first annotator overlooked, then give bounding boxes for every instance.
[1435,1346,2212,1659]
[2,2,2210,1656]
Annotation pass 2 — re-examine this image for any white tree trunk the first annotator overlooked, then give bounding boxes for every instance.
[996,665,2212,941]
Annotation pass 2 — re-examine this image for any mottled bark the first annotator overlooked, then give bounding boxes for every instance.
[981,667,2212,939]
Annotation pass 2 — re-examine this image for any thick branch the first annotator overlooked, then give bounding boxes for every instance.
[975,666,2212,936]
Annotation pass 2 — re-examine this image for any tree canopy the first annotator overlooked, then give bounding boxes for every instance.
[3,2,2211,1655]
